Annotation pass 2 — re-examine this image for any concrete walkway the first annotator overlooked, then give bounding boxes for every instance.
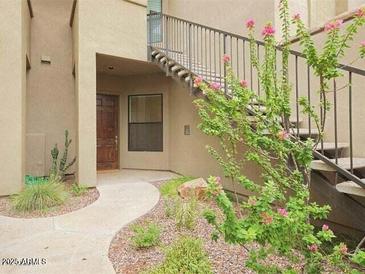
[0,170,177,274]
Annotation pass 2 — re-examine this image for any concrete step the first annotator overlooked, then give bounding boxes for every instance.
[289,117,303,127]
[336,181,365,197]
[311,157,365,171]
[171,65,183,73]
[155,53,164,60]
[177,70,189,78]
[159,57,167,64]
[260,128,319,137]
[259,128,319,137]
[290,128,319,137]
[247,105,266,113]
[151,50,159,57]
[315,142,348,151]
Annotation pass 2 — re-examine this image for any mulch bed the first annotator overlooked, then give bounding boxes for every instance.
[0,186,99,219]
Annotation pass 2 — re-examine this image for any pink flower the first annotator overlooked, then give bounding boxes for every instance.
[246,19,255,30]
[277,130,289,140]
[361,41,365,47]
[339,243,348,255]
[223,54,231,64]
[240,80,248,88]
[210,82,221,91]
[194,76,203,87]
[355,8,365,17]
[277,208,288,217]
[322,224,329,231]
[293,13,301,21]
[262,23,275,37]
[261,212,273,225]
[216,176,222,184]
[308,244,318,253]
[324,19,343,32]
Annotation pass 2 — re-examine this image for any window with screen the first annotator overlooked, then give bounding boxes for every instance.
[128,94,163,151]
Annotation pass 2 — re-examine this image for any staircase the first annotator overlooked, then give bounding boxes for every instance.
[147,12,365,200]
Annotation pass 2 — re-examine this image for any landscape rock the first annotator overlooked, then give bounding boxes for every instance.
[177,178,208,200]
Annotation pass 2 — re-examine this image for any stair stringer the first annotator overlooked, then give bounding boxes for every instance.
[310,171,365,235]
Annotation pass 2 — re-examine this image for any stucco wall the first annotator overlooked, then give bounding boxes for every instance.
[26,0,76,177]
[163,0,276,38]
[96,72,170,170]
[73,0,148,186]
[168,79,262,196]
[0,0,29,195]
[349,0,365,10]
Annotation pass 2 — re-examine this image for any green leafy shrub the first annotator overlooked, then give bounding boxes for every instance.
[160,176,195,197]
[351,250,365,267]
[147,236,212,274]
[12,177,68,211]
[70,183,88,196]
[193,1,365,272]
[130,222,161,248]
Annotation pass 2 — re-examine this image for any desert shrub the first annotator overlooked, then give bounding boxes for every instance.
[160,176,195,197]
[12,177,68,211]
[175,198,198,230]
[70,183,88,196]
[147,236,212,274]
[164,197,198,230]
[130,222,161,248]
[164,197,178,218]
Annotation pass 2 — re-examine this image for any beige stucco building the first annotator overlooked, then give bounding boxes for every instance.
[1,0,365,233]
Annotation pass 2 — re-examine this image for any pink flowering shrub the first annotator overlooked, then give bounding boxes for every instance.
[209,82,221,91]
[261,23,275,37]
[195,0,365,273]
[193,76,203,87]
[324,19,343,32]
[245,19,255,30]
[223,54,231,63]
[239,79,248,88]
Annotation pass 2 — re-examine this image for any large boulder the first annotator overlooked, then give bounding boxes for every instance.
[177,178,208,200]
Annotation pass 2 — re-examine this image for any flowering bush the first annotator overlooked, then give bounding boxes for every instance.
[194,1,365,272]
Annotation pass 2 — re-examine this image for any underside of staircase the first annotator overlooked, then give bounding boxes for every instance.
[147,12,365,233]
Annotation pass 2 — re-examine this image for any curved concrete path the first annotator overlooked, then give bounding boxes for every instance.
[0,170,177,274]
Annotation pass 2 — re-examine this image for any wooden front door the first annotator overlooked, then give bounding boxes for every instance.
[97,94,119,170]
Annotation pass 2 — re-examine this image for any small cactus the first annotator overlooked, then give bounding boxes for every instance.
[50,130,76,179]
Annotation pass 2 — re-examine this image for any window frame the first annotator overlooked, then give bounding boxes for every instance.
[127,93,163,152]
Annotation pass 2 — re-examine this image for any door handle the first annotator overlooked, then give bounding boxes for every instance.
[115,135,118,150]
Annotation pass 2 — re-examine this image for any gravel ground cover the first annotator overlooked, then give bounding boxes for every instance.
[108,181,301,274]
[108,180,360,274]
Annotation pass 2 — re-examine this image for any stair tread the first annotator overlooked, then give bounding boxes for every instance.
[315,142,348,150]
[311,157,365,171]
[336,181,365,196]
[290,128,319,136]
[261,128,319,136]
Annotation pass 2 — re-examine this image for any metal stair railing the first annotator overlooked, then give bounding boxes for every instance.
[147,11,365,189]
